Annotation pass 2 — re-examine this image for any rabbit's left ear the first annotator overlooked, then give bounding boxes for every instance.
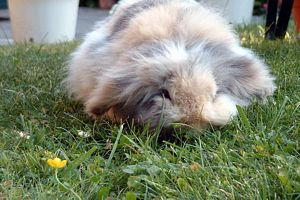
[84,72,140,118]
[84,80,120,118]
[214,50,276,105]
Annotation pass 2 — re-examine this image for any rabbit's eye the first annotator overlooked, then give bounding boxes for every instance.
[143,89,171,110]
[161,89,171,100]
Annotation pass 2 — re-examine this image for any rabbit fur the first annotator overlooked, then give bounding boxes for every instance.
[65,0,276,129]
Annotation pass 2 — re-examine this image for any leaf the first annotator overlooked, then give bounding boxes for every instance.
[177,178,192,192]
[118,135,131,148]
[277,171,293,192]
[278,171,289,185]
[97,187,110,200]
[146,165,161,176]
[123,162,155,175]
[127,176,139,189]
[127,175,147,189]
[123,165,137,174]
[125,191,137,200]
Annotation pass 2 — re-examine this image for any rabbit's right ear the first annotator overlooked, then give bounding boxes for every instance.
[214,50,276,105]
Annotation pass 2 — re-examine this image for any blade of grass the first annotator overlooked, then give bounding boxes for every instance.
[236,105,252,132]
[106,124,123,168]
[271,96,289,129]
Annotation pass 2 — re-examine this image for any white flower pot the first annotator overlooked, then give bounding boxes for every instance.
[8,0,79,43]
[203,0,255,24]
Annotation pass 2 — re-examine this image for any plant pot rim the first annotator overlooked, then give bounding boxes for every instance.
[293,1,300,7]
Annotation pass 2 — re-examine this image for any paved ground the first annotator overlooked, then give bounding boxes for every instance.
[0,7,264,45]
[0,7,109,45]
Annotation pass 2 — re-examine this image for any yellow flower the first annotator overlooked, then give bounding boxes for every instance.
[254,145,264,153]
[241,37,247,43]
[47,157,67,169]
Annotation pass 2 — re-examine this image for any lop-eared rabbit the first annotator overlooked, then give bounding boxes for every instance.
[65,0,276,129]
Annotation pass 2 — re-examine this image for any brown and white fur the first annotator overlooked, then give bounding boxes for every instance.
[65,0,276,129]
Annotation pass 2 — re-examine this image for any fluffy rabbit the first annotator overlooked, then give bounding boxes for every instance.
[65,0,276,128]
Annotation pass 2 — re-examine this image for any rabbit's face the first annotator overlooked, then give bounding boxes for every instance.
[168,71,217,126]
[132,67,238,129]
[131,55,219,128]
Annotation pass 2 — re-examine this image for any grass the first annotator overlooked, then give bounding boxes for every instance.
[0,26,299,200]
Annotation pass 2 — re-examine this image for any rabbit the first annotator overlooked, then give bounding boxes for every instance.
[65,0,276,129]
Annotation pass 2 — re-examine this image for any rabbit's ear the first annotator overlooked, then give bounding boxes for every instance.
[84,80,120,118]
[84,72,138,118]
[214,51,276,105]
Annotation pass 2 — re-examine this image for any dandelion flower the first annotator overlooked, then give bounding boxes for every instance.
[241,37,247,43]
[254,145,264,153]
[47,157,67,169]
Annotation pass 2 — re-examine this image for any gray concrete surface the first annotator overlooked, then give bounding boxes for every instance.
[0,7,264,45]
[0,7,109,45]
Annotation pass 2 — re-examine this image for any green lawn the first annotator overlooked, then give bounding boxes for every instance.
[0,26,299,200]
